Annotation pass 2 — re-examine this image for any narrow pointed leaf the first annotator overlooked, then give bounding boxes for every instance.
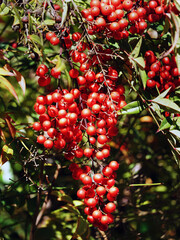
[5,116,16,138]
[151,98,180,113]
[0,76,19,102]
[60,0,68,28]
[131,37,142,58]
[152,87,171,100]
[139,68,148,89]
[4,64,26,95]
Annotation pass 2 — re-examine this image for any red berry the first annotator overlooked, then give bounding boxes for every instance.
[33,122,41,131]
[77,188,86,199]
[44,139,53,149]
[109,161,119,171]
[105,202,116,213]
[50,36,60,45]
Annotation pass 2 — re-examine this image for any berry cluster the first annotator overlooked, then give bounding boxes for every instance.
[81,0,171,39]
[69,161,119,231]
[33,21,127,230]
[145,51,180,91]
[33,71,126,160]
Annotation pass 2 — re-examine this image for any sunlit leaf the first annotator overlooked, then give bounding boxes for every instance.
[151,97,180,113]
[133,57,145,69]
[0,76,19,102]
[0,67,14,76]
[0,3,9,15]
[0,145,14,166]
[169,129,180,140]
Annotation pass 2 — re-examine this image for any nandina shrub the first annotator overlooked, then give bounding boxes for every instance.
[0,0,180,239]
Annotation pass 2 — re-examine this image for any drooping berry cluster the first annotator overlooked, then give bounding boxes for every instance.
[32,18,127,229]
[69,161,119,231]
[145,51,180,91]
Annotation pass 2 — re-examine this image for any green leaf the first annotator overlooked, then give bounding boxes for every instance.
[29,34,43,47]
[156,25,164,32]
[44,19,56,25]
[133,57,145,69]
[139,68,148,89]
[158,117,172,131]
[1,145,14,166]
[151,98,180,113]
[2,145,13,155]
[75,216,88,236]
[0,76,19,102]
[60,0,68,28]
[12,6,23,29]
[119,101,144,115]
[0,4,9,15]
[131,37,142,58]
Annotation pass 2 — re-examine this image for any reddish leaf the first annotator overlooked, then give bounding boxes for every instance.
[0,68,14,76]
[0,50,9,61]
[0,127,6,142]
[0,151,7,166]
[5,115,16,138]
[4,64,26,95]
